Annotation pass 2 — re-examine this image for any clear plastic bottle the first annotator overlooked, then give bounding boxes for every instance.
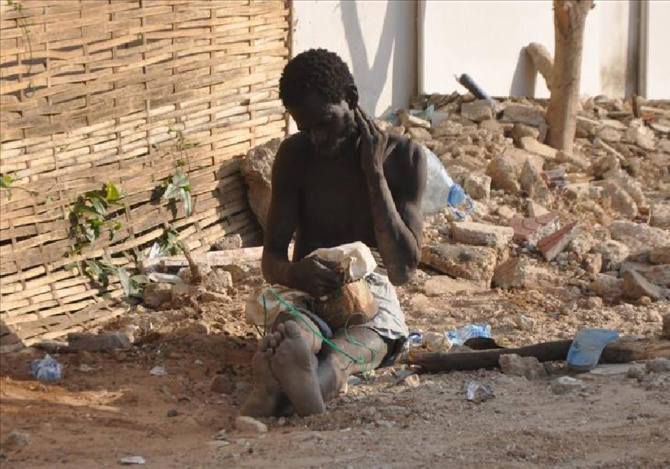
[421,147,473,219]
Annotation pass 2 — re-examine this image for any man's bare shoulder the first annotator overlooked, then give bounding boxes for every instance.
[276,133,310,166]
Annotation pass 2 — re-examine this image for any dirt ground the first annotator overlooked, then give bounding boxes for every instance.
[1,271,669,469]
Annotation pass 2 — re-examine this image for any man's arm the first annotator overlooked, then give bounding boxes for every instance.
[357,109,426,285]
[261,141,298,287]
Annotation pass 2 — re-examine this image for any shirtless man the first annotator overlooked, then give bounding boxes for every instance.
[241,49,426,417]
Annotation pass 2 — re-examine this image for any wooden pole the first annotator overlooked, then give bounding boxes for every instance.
[546,0,594,152]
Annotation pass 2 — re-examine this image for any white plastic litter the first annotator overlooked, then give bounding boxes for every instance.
[307,242,377,281]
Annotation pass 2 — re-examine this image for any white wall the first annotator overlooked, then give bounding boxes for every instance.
[644,0,670,99]
[418,0,641,99]
[291,0,416,117]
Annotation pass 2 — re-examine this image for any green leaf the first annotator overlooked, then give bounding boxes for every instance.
[182,188,192,216]
[162,183,181,201]
[172,170,189,188]
[88,194,108,216]
[105,182,123,202]
[116,267,131,297]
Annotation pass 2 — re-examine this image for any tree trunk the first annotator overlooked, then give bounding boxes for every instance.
[546,0,594,152]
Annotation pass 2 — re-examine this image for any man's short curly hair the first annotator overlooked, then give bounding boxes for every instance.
[279,48,355,108]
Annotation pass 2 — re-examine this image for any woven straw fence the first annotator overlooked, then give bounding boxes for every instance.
[0,0,290,352]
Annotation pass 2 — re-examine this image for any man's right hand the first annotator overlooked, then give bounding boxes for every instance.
[289,257,343,298]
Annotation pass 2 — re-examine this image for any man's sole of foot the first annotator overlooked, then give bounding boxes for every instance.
[240,333,284,418]
[271,320,326,416]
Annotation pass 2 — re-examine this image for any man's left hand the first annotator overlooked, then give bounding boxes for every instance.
[355,107,388,176]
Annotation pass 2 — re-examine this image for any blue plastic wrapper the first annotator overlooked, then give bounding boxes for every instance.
[30,354,63,382]
[407,332,423,347]
[446,324,492,346]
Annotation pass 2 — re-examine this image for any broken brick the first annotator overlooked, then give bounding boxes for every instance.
[510,212,560,244]
[537,222,579,261]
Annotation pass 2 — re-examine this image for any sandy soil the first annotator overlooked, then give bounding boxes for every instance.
[1,273,669,469]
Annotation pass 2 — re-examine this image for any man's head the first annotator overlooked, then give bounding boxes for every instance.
[279,49,358,155]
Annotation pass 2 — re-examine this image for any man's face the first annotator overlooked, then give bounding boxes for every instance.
[287,91,356,156]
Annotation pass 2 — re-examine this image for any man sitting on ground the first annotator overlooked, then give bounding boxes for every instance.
[241,49,426,417]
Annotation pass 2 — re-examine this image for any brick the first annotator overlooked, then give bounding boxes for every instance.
[537,221,579,261]
[510,212,560,244]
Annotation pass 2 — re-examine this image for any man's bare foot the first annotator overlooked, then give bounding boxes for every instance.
[240,333,283,418]
[271,320,325,416]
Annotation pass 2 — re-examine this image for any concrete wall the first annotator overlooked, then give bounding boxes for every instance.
[291,0,417,117]
[643,0,670,99]
[418,0,642,99]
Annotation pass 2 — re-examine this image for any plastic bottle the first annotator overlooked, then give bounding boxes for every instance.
[421,147,474,219]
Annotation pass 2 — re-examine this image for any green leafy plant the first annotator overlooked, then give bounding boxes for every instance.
[160,169,193,216]
[0,173,37,199]
[157,226,201,284]
[68,182,124,254]
[82,255,148,298]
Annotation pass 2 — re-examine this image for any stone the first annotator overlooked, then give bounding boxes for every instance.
[590,275,623,297]
[510,123,541,143]
[569,231,597,258]
[663,313,670,339]
[588,153,621,179]
[451,222,514,249]
[650,246,670,265]
[204,269,233,294]
[4,431,31,449]
[201,291,229,303]
[398,109,431,129]
[627,364,647,380]
[603,181,638,219]
[625,124,657,151]
[499,354,547,380]
[510,213,560,244]
[240,138,280,230]
[646,358,670,373]
[593,240,630,272]
[422,243,498,287]
[479,119,503,133]
[608,170,646,208]
[492,257,554,290]
[519,136,557,159]
[211,234,243,251]
[408,127,433,142]
[526,199,549,217]
[650,203,670,229]
[67,332,131,352]
[486,155,520,194]
[551,376,585,395]
[432,120,463,138]
[583,253,603,275]
[576,116,601,137]
[610,220,669,257]
[235,416,268,435]
[403,374,421,388]
[496,205,517,222]
[596,127,623,143]
[537,222,578,261]
[463,173,491,201]
[622,264,670,288]
[460,99,493,122]
[556,150,589,170]
[515,314,536,331]
[519,159,553,204]
[143,283,173,309]
[621,269,664,302]
[501,103,546,127]
[423,276,482,297]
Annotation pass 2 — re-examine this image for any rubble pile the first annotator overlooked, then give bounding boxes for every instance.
[387,92,670,305]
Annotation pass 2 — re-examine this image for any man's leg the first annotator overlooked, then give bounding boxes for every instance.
[241,312,323,417]
[317,327,388,401]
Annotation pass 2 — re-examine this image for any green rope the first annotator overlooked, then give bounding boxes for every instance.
[263,288,366,365]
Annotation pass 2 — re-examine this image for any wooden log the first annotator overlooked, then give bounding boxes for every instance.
[408,339,670,373]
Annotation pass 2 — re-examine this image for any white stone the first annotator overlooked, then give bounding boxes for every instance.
[451,221,514,249]
[460,99,493,122]
[499,354,547,380]
[519,136,557,159]
[646,358,670,373]
[463,173,491,201]
[551,376,585,395]
[610,220,669,257]
[235,416,268,435]
[501,104,546,127]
